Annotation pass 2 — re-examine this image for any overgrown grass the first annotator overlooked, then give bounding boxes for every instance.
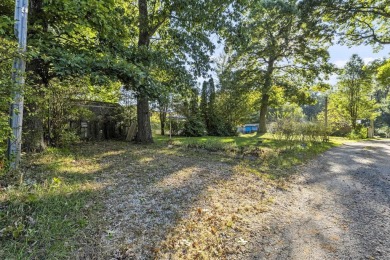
[0,147,105,259]
[155,133,346,179]
[0,135,349,258]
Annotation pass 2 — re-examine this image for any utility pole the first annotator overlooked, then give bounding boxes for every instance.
[7,0,29,169]
[324,95,328,141]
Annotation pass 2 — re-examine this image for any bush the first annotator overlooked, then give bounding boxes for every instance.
[269,119,325,142]
[167,119,186,136]
[208,120,238,137]
[185,139,238,152]
[0,112,11,173]
[377,126,390,138]
[182,116,206,137]
[347,127,367,139]
[58,130,80,147]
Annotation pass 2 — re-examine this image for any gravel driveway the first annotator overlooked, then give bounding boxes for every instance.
[255,139,390,259]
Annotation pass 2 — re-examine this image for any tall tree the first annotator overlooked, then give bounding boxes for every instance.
[215,55,260,127]
[182,87,206,136]
[130,0,233,143]
[225,0,332,133]
[338,54,373,129]
[300,0,390,45]
[200,81,208,129]
[207,78,219,135]
[19,0,136,150]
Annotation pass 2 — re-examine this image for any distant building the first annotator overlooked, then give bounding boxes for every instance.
[70,101,125,140]
[237,124,259,134]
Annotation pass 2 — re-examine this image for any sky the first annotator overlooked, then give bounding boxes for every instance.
[328,44,390,84]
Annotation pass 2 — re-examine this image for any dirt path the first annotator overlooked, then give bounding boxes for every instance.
[78,140,390,259]
[255,140,390,259]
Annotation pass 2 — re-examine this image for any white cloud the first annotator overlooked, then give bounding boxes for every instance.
[363,57,375,64]
[333,57,375,69]
[333,60,348,68]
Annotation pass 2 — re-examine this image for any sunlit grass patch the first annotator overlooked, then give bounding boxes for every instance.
[155,134,346,183]
[0,146,108,259]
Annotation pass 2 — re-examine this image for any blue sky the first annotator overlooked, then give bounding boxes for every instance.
[328,44,390,84]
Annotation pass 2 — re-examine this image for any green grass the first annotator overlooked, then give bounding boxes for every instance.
[155,133,348,149]
[155,133,346,179]
[0,147,105,259]
[155,133,269,147]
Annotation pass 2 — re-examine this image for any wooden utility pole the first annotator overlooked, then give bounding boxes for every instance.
[7,0,29,169]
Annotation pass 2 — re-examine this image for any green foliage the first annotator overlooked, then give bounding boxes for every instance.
[182,116,206,137]
[200,81,208,128]
[377,126,390,137]
[301,0,390,46]
[269,119,325,142]
[0,32,16,170]
[338,54,376,130]
[182,88,206,137]
[216,56,261,127]
[347,127,367,140]
[267,103,325,142]
[184,139,238,152]
[223,0,332,132]
[198,78,237,137]
[57,130,80,148]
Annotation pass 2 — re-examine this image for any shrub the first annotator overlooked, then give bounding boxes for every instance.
[58,130,80,148]
[377,126,390,138]
[270,119,325,142]
[184,139,238,152]
[347,127,367,139]
[182,116,206,137]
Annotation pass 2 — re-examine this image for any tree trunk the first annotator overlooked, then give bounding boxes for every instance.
[135,0,153,143]
[259,94,269,134]
[136,95,153,143]
[258,59,274,134]
[23,104,46,152]
[160,111,166,135]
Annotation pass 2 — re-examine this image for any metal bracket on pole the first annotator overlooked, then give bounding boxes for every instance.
[7,0,29,169]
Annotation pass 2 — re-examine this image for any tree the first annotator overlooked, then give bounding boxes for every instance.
[200,81,208,129]
[300,0,390,45]
[0,2,16,168]
[17,0,136,151]
[131,0,234,143]
[215,55,260,128]
[338,54,373,129]
[156,95,169,136]
[182,87,206,136]
[371,59,390,128]
[225,0,332,133]
[206,78,219,135]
